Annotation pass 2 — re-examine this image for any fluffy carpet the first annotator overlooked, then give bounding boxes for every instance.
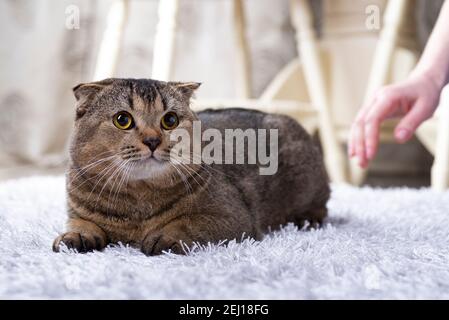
[1,176,449,299]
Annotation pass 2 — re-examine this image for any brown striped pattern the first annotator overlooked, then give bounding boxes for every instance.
[54,79,330,256]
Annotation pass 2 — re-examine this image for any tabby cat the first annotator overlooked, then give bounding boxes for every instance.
[53,78,329,255]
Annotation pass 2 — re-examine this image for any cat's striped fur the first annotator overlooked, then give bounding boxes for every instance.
[53,78,329,255]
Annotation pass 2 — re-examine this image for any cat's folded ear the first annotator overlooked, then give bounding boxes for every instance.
[168,81,201,99]
[72,79,114,118]
[72,78,114,101]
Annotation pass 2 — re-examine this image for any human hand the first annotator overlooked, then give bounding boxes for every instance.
[348,71,442,168]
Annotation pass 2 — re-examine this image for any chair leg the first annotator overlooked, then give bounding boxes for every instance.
[151,0,179,81]
[431,165,449,191]
[233,0,252,98]
[349,158,368,186]
[93,0,130,80]
[290,0,348,183]
[350,0,407,186]
[431,88,449,190]
[364,0,407,97]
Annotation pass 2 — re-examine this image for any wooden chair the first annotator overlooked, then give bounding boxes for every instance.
[93,0,130,81]
[92,0,449,188]
[280,0,448,189]
[416,87,449,190]
[150,0,318,126]
[263,0,419,184]
[90,0,318,148]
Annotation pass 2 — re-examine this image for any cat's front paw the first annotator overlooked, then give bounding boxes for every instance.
[141,232,187,256]
[53,231,106,253]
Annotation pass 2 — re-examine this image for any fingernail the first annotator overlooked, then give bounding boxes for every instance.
[395,129,410,142]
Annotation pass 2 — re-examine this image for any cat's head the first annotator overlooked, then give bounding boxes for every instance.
[70,78,200,182]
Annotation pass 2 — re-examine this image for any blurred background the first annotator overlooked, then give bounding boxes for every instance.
[0,0,446,187]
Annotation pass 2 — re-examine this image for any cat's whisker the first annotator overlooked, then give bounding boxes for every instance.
[105,159,130,213]
[170,158,210,188]
[174,150,234,179]
[167,155,230,205]
[118,162,135,210]
[112,159,133,203]
[84,158,123,203]
[171,152,229,182]
[111,160,133,211]
[93,158,127,211]
[68,153,116,183]
[67,147,135,186]
[68,154,121,195]
[68,162,116,196]
[160,149,214,184]
[68,147,138,193]
[68,149,115,168]
[167,161,194,212]
[168,159,216,202]
[124,161,136,194]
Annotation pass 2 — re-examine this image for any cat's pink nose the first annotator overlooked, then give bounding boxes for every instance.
[143,137,161,152]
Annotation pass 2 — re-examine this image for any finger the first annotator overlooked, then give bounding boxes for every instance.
[364,121,379,161]
[364,87,402,124]
[353,120,367,167]
[348,102,372,157]
[394,100,431,143]
[363,87,403,160]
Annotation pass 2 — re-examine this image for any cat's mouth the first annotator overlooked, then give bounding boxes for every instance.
[138,152,165,163]
[146,156,163,164]
[126,152,170,181]
[130,152,170,170]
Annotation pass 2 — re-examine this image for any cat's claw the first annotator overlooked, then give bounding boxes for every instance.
[141,233,185,256]
[53,231,105,253]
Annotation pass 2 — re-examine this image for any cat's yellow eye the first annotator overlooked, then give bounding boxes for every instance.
[161,112,179,130]
[113,111,134,130]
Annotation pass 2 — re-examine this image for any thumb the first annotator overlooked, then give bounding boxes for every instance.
[394,100,432,143]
